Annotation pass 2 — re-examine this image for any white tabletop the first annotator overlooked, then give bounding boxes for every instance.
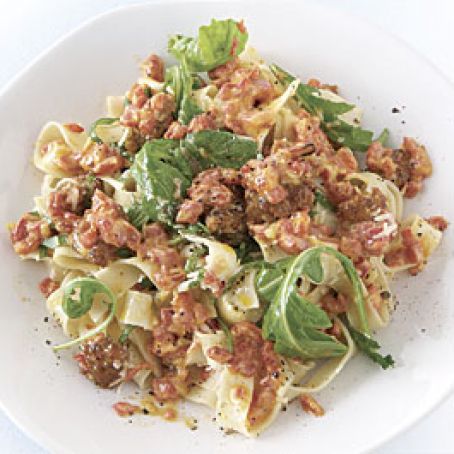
[1,0,453,452]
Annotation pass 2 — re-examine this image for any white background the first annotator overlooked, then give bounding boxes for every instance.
[0,0,453,452]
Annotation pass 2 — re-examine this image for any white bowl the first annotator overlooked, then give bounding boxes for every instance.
[0,2,453,453]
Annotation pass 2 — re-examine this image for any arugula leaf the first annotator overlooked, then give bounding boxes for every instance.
[184,244,207,273]
[89,117,119,144]
[130,139,193,226]
[53,277,117,351]
[119,325,135,344]
[314,190,335,212]
[38,245,49,259]
[168,19,248,72]
[218,317,234,353]
[169,222,211,245]
[348,324,395,369]
[126,200,154,230]
[175,222,211,236]
[179,96,203,125]
[376,127,390,146]
[324,120,373,151]
[255,258,294,304]
[271,65,384,152]
[164,64,203,125]
[186,269,205,289]
[185,131,257,169]
[234,237,262,264]
[262,246,370,359]
[129,132,257,228]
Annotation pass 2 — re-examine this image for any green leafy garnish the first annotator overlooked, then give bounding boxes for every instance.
[38,245,49,259]
[130,139,193,226]
[184,131,258,169]
[169,223,211,245]
[314,190,335,212]
[271,65,384,152]
[119,325,135,344]
[164,64,202,125]
[129,132,257,228]
[218,317,234,353]
[187,269,205,289]
[184,244,207,273]
[88,117,119,144]
[234,238,262,264]
[168,19,248,72]
[53,277,117,351]
[262,246,370,359]
[376,127,390,146]
[348,324,395,369]
[176,222,211,236]
[255,257,294,304]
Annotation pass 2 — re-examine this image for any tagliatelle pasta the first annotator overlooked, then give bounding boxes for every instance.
[8,18,448,437]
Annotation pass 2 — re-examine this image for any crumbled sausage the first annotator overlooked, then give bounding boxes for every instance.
[337,187,387,223]
[187,112,218,133]
[207,322,279,377]
[299,394,325,417]
[48,176,99,233]
[10,213,52,255]
[177,168,248,243]
[366,138,432,197]
[245,185,314,225]
[164,121,188,140]
[384,227,425,275]
[176,200,204,224]
[121,90,175,140]
[294,110,335,157]
[74,190,141,265]
[113,402,141,417]
[152,377,180,400]
[141,54,165,82]
[250,210,311,254]
[241,147,314,225]
[150,291,213,363]
[426,216,448,232]
[79,143,126,176]
[207,321,283,430]
[340,219,396,261]
[137,223,185,290]
[39,277,60,298]
[74,333,128,388]
[215,67,277,137]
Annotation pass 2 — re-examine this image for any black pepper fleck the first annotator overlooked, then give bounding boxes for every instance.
[392,107,400,113]
[45,340,51,345]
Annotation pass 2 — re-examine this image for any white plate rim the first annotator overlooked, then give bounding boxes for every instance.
[0,2,453,453]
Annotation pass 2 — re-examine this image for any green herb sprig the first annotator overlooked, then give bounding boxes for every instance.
[53,277,117,351]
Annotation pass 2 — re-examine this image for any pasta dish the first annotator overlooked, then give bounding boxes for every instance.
[9,19,447,436]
